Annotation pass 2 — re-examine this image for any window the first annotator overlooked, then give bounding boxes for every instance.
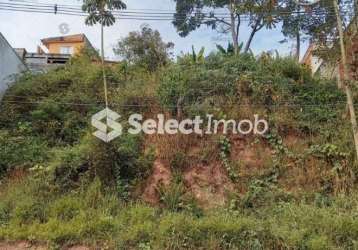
[60,46,73,55]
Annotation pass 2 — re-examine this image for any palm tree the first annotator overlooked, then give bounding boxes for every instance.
[82,0,127,107]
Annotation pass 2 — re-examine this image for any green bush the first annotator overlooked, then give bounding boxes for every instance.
[12,199,47,225]
[48,196,81,221]
[157,53,345,140]
[158,181,185,212]
[0,49,357,249]
[157,57,239,115]
[0,131,48,176]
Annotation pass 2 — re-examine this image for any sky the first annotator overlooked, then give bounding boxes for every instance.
[0,0,308,60]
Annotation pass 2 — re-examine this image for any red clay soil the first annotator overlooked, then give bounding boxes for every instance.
[230,135,273,191]
[66,247,90,250]
[183,163,234,208]
[0,241,44,250]
[141,158,235,207]
[231,135,272,167]
[141,132,317,207]
[141,159,172,204]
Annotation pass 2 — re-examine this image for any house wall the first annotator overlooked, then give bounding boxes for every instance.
[319,62,338,80]
[311,56,323,75]
[0,33,27,100]
[24,53,70,73]
[45,41,85,55]
[302,17,357,82]
[301,44,323,75]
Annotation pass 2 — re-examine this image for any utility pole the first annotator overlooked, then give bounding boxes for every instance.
[333,0,358,160]
[296,31,300,62]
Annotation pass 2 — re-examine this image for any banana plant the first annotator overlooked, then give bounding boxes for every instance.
[216,42,243,56]
[191,46,205,64]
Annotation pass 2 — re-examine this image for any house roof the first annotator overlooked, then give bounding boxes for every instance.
[41,33,95,51]
[41,34,88,44]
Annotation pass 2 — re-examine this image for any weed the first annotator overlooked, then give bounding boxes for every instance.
[219,136,239,182]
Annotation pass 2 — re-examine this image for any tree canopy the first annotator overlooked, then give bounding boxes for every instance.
[172,0,280,53]
[82,0,127,26]
[114,25,174,71]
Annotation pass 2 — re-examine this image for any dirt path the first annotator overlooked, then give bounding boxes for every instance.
[0,242,90,250]
[0,241,46,250]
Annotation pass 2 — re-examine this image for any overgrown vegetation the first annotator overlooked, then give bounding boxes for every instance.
[0,47,357,248]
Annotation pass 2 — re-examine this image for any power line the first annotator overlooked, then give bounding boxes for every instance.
[4,92,346,101]
[0,6,353,22]
[0,99,350,108]
[8,0,354,12]
[0,1,353,19]
[0,3,354,24]
[2,0,353,14]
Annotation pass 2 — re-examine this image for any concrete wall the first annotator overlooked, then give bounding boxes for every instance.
[24,53,69,73]
[0,33,27,100]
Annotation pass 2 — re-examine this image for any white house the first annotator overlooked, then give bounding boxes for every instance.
[0,33,27,100]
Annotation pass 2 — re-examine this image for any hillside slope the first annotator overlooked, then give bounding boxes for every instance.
[0,52,357,249]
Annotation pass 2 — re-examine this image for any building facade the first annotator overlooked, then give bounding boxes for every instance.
[302,17,358,83]
[15,34,95,73]
[0,33,27,100]
[40,34,94,55]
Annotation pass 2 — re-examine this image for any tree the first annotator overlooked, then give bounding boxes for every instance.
[113,25,174,72]
[279,0,344,61]
[332,0,358,160]
[296,0,354,48]
[280,0,308,61]
[82,0,127,107]
[172,0,280,54]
